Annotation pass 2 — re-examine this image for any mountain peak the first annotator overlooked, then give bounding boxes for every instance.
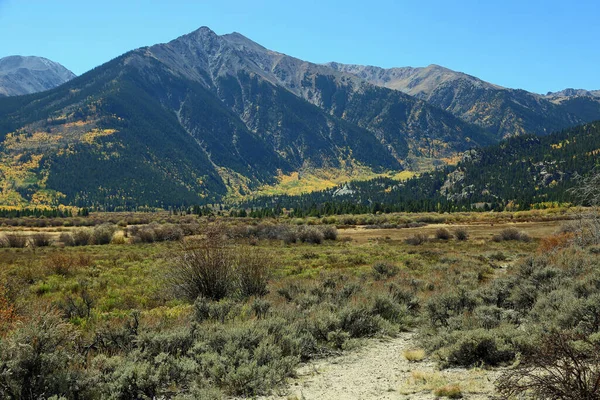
[193,26,217,36]
[222,31,267,52]
[0,55,75,97]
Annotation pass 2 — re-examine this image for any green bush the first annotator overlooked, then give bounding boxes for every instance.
[372,262,399,280]
[442,329,515,367]
[0,308,86,399]
[92,224,117,245]
[169,240,235,301]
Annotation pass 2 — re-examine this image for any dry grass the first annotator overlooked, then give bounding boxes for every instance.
[403,348,426,362]
[400,369,492,396]
[434,384,463,398]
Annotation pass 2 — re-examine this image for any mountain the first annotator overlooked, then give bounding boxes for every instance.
[243,120,600,214]
[327,63,600,140]
[545,88,600,99]
[0,56,76,97]
[0,27,491,209]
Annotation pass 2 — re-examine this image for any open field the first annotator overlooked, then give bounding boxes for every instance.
[0,210,598,399]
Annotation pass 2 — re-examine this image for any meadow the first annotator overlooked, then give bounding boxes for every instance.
[0,208,598,399]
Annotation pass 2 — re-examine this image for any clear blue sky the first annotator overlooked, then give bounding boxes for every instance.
[0,0,598,94]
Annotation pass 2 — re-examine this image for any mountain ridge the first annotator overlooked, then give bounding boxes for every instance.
[0,26,597,209]
[0,55,76,97]
[328,61,600,139]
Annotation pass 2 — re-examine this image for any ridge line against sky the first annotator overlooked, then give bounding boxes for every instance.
[0,0,598,94]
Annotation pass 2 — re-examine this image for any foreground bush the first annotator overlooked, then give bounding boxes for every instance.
[0,308,84,399]
[497,332,600,399]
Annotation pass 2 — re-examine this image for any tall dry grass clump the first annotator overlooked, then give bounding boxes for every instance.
[168,225,271,301]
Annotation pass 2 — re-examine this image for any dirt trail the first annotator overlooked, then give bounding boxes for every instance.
[254,333,499,400]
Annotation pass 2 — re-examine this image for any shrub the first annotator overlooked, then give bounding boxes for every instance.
[405,233,428,245]
[321,226,338,241]
[0,308,85,399]
[135,227,156,243]
[282,230,298,245]
[297,226,324,244]
[454,227,469,241]
[152,223,184,242]
[0,286,15,335]
[168,239,235,301]
[72,229,92,246]
[92,224,117,245]
[497,332,600,400]
[110,231,127,245]
[339,306,382,338]
[236,248,270,298]
[30,233,51,247]
[59,232,75,246]
[442,329,515,367]
[372,262,399,279]
[47,253,76,276]
[494,227,531,242]
[4,234,27,248]
[435,228,452,240]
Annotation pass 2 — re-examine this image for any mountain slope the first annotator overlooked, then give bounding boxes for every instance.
[328,63,600,140]
[0,56,76,97]
[242,120,600,213]
[0,27,494,208]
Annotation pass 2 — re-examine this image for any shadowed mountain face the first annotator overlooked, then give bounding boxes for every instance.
[0,56,76,97]
[327,63,600,139]
[0,27,596,208]
[0,27,491,208]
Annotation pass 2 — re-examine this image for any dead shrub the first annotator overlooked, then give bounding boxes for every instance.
[497,332,600,400]
[46,253,77,276]
[538,232,574,253]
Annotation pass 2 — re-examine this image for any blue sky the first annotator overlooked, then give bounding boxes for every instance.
[0,0,598,94]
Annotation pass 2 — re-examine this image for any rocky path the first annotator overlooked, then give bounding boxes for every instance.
[254,333,499,400]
